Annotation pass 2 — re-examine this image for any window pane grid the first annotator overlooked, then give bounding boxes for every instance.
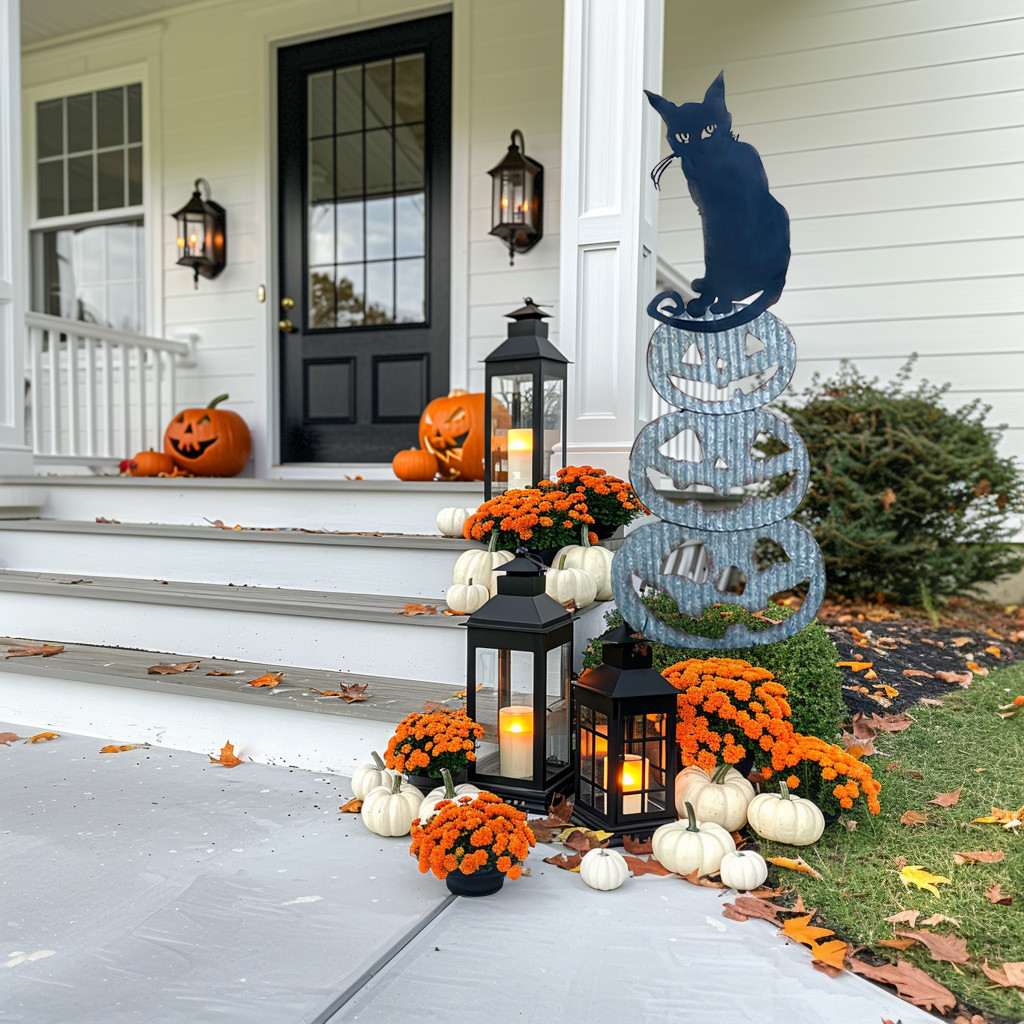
[306,54,425,329]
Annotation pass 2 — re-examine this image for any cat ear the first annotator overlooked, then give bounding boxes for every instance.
[704,71,726,109]
[644,90,678,124]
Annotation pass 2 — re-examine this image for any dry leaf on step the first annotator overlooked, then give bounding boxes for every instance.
[206,669,244,677]
[898,865,952,896]
[953,850,1004,865]
[895,930,970,964]
[928,787,962,808]
[935,670,972,688]
[622,834,653,855]
[209,740,243,767]
[985,884,1013,905]
[766,855,823,880]
[6,643,63,658]
[0,732,20,745]
[247,672,283,689]
[398,602,438,616]
[980,961,1024,989]
[679,868,725,890]
[148,661,201,675]
[781,914,834,946]
[900,810,929,827]
[557,826,613,852]
[809,939,848,972]
[721,896,785,924]
[313,683,368,703]
[338,797,363,813]
[623,855,673,877]
[885,909,920,926]
[25,731,59,743]
[99,744,143,754]
[848,957,956,1013]
[542,851,581,871]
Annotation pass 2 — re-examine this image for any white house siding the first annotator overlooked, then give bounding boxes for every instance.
[22,0,562,469]
[658,0,1024,463]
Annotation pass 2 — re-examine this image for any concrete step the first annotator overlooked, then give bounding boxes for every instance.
[0,569,610,684]
[0,519,476,598]
[9,475,483,532]
[0,635,456,773]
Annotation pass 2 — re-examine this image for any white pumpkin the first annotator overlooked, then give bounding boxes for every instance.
[579,848,629,892]
[545,556,597,609]
[674,763,755,831]
[746,781,825,847]
[554,527,614,601]
[360,774,423,837]
[453,532,514,594]
[436,506,475,538]
[418,768,481,820]
[351,750,393,799]
[719,850,768,892]
[651,801,736,877]
[445,578,490,615]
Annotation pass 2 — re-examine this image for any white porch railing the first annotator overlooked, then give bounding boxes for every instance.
[25,312,194,468]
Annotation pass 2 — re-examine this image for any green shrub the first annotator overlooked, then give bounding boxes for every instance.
[584,597,845,743]
[776,359,1024,604]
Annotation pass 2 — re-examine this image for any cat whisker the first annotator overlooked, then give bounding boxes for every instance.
[650,153,676,191]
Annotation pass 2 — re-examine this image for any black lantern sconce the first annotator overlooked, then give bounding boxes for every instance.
[465,551,574,811]
[483,299,569,501]
[171,178,226,288]
[487,129,543,265]
[571,623,679,841]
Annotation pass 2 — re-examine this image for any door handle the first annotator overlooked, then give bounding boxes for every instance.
[281,296,295,310]
[278,318,297,333]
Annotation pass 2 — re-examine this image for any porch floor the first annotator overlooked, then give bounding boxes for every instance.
[1,724,933,1024]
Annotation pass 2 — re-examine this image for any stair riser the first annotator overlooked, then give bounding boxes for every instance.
[29,481,481,532]
[0,530,461,598]
[0,670,389,773]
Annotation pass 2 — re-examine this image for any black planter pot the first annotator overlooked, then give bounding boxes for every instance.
[406,769,468,796]
[446,866,504,897]
[530,547,560,567]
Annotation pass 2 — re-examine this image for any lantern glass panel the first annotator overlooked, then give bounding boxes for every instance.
[620,712,669,816]
[544,643,571,783]
[542,371,564,480]
[474,646,535,781]
[178,214,206,258]
[490,370,534,494]
[577,703,609,815]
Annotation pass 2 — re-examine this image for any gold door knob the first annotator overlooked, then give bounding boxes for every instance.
[278,318,297,333]
[281,296,295,310]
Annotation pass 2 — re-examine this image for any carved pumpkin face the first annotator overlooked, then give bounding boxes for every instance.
[631,408,809,531]
[163,393,251,477]
[648,310,795,414]
[611,519,825,650]
[419,392,487,481]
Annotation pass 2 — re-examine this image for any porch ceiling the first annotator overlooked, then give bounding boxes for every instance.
[22,0,198,46]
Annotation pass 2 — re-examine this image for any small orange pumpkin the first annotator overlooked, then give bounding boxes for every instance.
[163,393,252,477]
[419,391,509,481]
[392,447,438,481]
[128,450,177,477]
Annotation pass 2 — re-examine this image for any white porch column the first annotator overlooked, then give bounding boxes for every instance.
[558,0,663,478]
[0,0,33,495]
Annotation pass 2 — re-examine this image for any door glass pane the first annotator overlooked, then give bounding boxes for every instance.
[394,124,424,191]
[336,264,364,327]
[396,258,425,323]
[309,138,333,202]
[308,204,334,265]
[365,261,394,324]
[37,100,63,158]
[308,267,336,328]
[335,134,363,199]
[308,71,333,137]
[96,88,124,148]
[336,200,364,263]
[335,66,362,133]
[365,129,393,195]
[395,192,424,257]
[68,155,94,215]
[364,60,392,128]
[66,93,93,152]
[394,54,424,124]
[365,197,393,260]
[97,149,125,209]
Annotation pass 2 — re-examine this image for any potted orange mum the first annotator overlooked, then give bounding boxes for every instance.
[384,707,485,794]
[409,791,535,896]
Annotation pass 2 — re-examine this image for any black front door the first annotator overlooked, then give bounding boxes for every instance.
[278,15,451,462]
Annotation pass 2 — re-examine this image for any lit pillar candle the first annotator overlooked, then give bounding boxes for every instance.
[498,704,534,779]
[507,428,533,488]
[609,754,649,814]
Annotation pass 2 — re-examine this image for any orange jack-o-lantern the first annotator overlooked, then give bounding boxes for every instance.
[163,393,252,477]
[128,449,177,477]
[419,391,508,482]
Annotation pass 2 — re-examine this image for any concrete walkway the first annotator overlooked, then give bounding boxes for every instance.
[0,723,933,1024]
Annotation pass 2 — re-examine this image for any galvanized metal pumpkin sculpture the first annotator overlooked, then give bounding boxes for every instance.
[163,393,251,477]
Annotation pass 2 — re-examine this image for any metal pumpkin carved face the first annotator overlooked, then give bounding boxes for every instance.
[647,310,796,414]
[610,519,825,649]
[631,408,809,532]
[163,393,252,477]
[418,391,503,482]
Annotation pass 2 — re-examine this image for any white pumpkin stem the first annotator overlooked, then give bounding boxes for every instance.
[579,525,590,548]
[487,530,498,553]
[371,751,386,770]
[390,773,405,795]
[778,781,791,800]
[558,554,568,570]
[711,763,732,785]
[684,800,699,832]
[440,766,456,800]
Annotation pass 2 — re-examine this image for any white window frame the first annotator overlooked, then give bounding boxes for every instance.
[22,61,162,336]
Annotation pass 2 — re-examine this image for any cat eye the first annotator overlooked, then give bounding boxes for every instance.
[701,123,716,139]
[674,131,689,144]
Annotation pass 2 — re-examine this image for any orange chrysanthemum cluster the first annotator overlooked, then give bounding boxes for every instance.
[383,708,484,778]
[663,657,881,816]
[541,465,646,529]
[463,486,597,551]
[409,791,536,880]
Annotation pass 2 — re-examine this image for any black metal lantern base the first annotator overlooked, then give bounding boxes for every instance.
[570,801,677,846]
[478,765,574,816]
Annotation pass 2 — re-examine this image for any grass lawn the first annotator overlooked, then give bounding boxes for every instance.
[762,663,1024,1020]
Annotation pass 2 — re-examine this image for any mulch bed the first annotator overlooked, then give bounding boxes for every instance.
[819,599,1024,717]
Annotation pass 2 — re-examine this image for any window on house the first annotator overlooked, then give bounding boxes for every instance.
[31,83,146,333]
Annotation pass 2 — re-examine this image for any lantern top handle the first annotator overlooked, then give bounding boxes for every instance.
[193,177,212,200]
[505,297,550,322]
[509,128,526,152]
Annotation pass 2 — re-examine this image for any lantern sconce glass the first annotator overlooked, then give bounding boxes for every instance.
[487,129,543,265]
[171,177,227,289]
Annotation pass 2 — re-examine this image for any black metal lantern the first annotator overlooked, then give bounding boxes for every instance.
[465,551,574,811]
[483,299,569,500]
[487,129,543,265]
[171,177,226,288]
[571,623,679,840]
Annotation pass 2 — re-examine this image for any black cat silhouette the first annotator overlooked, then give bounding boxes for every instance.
[645,73,790,333]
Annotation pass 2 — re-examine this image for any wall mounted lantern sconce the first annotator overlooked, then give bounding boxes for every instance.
[487,130,543,265]
[172,177,226,288]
